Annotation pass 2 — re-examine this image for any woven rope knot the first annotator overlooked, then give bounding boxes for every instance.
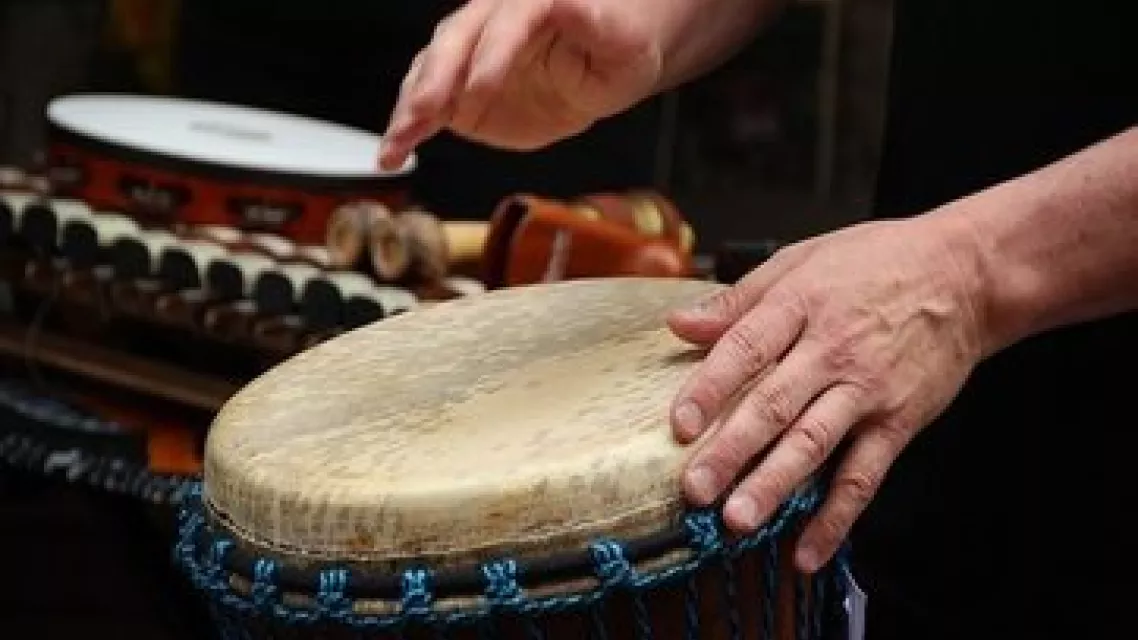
[589,540,634,588]
[173,510,204,562]
[250,558,280,611]
[400,568,434,616]
[482,560,523,606]
[684,511,723,554]
[185,480,204,502]
[315,569,352,620]
[205,539,234,596]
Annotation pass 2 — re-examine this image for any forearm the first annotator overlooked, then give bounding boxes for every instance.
[942,127,1138,355]
[653,0,788,93]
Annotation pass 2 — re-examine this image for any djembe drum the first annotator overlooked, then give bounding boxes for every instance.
[175,277,847,640]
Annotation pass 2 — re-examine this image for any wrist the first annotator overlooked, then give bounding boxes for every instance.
[926,181,1059,359]
[652,0,783,93]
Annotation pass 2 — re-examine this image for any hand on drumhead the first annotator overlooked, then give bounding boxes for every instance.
[377,0,666,170]
[667,214,993,573]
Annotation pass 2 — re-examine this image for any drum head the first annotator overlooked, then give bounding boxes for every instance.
[205,277,723,567]
[47,94,415,178]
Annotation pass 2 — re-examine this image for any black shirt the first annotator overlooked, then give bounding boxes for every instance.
[858,1,1136,638]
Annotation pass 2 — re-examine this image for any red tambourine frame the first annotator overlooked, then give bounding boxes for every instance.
[46,133,413,246]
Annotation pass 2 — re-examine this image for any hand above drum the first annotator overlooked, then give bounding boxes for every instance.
[377,0,781,170]
[667,213,991,574]
[377,0,663,170]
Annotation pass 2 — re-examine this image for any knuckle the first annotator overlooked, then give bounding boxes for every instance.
[834,468,880,506]
[810,510,850,547]
[819,339,859,374]
[749,381,798,430]
[721,322,767,364]
[791,417,835,464]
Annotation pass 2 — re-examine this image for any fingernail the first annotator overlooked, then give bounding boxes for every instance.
[796,543,820,573]
[725,493,760,531]
[673,401,705,440]
[686,465,719,505]
[682,296,720,319]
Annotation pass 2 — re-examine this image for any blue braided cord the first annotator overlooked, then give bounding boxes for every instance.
[173,480,827,633]
[315,569,352,620]
[720,556,741,640]
[251,559,280,612]
[590,541,652,639]
[481,560,546,640]
[762,539,777,640]
[589,540,635,588]
[682,573,700,640]
[207,539,236,600]
[400,568,434,617]
[483,559,524,607]
[684,511,721,554]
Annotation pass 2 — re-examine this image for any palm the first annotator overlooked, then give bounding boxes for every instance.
[450,34,659,149]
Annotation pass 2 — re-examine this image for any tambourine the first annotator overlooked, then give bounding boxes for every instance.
[45,94,416,245]
[481,194,692,289]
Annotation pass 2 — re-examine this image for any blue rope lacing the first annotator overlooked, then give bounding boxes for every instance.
[173,481,842,638]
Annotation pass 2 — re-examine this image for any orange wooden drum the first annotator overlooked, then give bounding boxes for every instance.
[174,278,847,639]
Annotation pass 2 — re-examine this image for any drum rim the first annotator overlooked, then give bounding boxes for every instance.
[174,479,828,624]
[47,94,416,193]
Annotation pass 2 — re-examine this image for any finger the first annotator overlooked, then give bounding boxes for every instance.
[668,241,813,345]
[378,53,434,170]
[795,425,909,573]
[380,0,495,167]
[720,382,868,533]
[457,0,554,130]
[682,336,833,505]
[670,290,806,444]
